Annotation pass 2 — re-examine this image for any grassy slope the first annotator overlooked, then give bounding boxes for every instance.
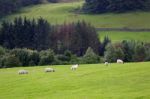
[99,31,150,42]
[0,62,150,99]
[0,2,150,42]
[1,2,150,29]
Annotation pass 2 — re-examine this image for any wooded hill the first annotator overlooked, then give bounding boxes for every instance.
[83,0,150,13]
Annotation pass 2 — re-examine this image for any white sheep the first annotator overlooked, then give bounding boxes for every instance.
[104,62,109,66]
[45,68,55,72]
[18,70,28,74]
[117,59,124,64]
[71,64,79,70]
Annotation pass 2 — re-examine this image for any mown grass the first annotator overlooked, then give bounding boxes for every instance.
[1,2,150,28]
[99,31,150,42]
[0,62,150,99]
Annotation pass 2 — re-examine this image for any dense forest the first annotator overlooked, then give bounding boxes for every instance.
[83,0,150,13]
[0,17,100,56]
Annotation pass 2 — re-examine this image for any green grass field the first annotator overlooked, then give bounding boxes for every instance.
[99,31,150,42]
[0,62,150,99]
[1,2,150,29]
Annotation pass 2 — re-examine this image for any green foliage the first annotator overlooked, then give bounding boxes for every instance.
[2,55,21,68]
[0,17,52,50]
[144,43,150,61]
[0,46,6,56]
[122,40,135,62]
[0,17,100,56]
[82,47,100,64]
[83,0,150,13]
[100,36,111,55]
[105,43,126,62]
[104,43,116,62]
[29,51,40,66]
[39,49,55,65]
[105,41,150,62]
[133,42,147,62]
[10,49,31,66]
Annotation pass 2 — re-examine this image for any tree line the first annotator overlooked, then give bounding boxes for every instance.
[82,0,150,13]
[0,40,149,68]
[0,46,101,68]
[105,40,150,62]
[0,17,149,68]
[0,17,100,56]
[0,0,59,17]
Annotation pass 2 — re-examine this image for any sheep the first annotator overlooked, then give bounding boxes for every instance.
[104,62,109,66]
[71,64,79,70]
[18,70,28,75]
[117,59,124,64]
[45,68,55,72]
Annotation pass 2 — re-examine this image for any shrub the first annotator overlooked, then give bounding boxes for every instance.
[10,48,31,66]
[53,55,70,65]
[104,43,125,62]
[104,43,116,62]
[122,40,135,62]
[144,43,150,61]
[2,55,21,68]
[39,49,55,65]
[82,47,100,64]
[29,50,40,66]
[0,46,6,56]
[133,42,146,62]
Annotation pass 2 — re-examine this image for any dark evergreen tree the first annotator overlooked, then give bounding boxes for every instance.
[34,18,51,50]
[100,36,111,56]
[0,17,101,56]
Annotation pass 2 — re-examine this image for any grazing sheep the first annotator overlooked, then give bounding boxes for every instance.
[45,68,55,72]
[117,59,124,64]
[18,70,28,75]
[71,64,79,70]
[104,62,109,66]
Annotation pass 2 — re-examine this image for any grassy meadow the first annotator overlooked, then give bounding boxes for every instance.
[1,2,150,29]
[99,31,150,42]
[0,62,150,99]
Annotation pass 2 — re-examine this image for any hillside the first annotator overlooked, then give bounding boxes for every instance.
[99,31,150,42]
[0,62,150,99]
[1,1,150,29]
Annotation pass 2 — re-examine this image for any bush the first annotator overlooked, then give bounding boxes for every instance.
[29,50,40,66]
[0,46,6,56]
[39,49,55,65]
[82,47,100,64]
[144,43,150,61]
[70,55,79,64]
[104,43,125,62]
[10,48,31,66]
[122,40,135,62]
[104,43,116,62]
[2,55,21,68]
[133,42,146,62]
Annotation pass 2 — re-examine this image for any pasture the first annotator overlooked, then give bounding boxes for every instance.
[0,62,150,99]
[1,2,150,29]
[99,31,150,42]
